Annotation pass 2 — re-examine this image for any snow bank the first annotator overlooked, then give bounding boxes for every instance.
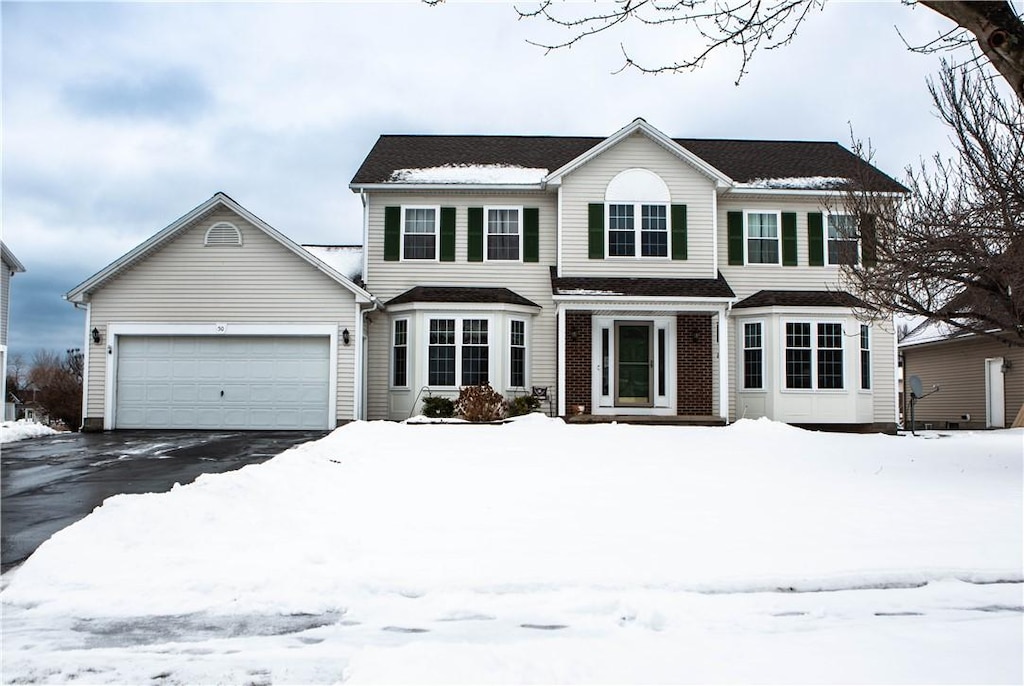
[3,418,1021,618]
[0,420,59,444]
[389,164,548,184]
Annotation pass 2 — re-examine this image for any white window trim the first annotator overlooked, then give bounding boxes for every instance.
[825,212,859,267]
[425,315,495,390]
[400,205,440,262]
[739,319,767,392]
[391,317,410,390]
[484,206,524,263]
[779,319,848,393]
[744,210,782,266]
[605,202,672,260]
[507,317,529,390]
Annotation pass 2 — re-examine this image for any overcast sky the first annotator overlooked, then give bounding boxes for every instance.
[2,1,960,360]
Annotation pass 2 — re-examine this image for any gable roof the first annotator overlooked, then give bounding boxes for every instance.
[1,242,26,273]
[350,119,906,193]
[65,193,375,304]
[551,267,735,300]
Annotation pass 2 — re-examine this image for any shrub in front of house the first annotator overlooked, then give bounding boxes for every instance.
[506,394,541,417]
[455,384,506,422]
[421,396,455,418]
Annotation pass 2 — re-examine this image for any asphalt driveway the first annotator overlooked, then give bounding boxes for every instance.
[1,430,328,572]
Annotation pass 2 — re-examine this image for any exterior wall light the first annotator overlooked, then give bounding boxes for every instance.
[91,327,101,344]
[342,329,350,346]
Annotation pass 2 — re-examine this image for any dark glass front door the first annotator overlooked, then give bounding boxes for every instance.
[616,323,652,406]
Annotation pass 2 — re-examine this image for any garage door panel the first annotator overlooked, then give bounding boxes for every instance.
[116,335,330,430]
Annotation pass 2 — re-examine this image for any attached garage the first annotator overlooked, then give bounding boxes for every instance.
[66,193,379,431]
[115,335,331,430]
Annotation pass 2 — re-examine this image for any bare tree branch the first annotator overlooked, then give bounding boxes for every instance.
[841,61,1024,347]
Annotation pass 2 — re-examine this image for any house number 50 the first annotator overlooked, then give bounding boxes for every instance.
[215,323,227,334]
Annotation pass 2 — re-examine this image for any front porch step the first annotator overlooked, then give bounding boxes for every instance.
[565,414,727,426]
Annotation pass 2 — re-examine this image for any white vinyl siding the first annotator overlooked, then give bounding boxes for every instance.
[85,209,358,424]
[560,133,716,278]
[718,196,857,296]
[364,191,557,421]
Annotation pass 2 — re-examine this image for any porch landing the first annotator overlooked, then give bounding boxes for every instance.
[565,414,727,427]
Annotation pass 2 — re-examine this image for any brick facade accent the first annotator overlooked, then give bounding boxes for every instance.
[565,311,592,415]
[676,314,713,415]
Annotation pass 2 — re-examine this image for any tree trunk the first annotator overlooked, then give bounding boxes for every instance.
[920,1,1024,103]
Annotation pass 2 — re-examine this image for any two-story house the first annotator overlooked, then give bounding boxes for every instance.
[350,119,903,429]
[67,118,903,431]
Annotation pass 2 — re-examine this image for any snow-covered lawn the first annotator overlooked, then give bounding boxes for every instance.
[2,417,1022,684]
[0,419,59,444]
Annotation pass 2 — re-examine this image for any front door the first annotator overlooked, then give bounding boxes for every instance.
[616,323,653,407]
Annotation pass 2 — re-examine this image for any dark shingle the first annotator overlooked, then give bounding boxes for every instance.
[551,267,735,299]
[732,290,868,309]
[350,133,906,193]
[386,286,540,308]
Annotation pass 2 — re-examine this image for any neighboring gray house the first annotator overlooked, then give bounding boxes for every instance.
[69,119,906,431]
[901,323,1023,430]
[2,242,26,421]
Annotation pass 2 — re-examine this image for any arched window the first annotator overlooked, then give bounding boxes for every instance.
[204,222,243,246]
[605,169,671,258]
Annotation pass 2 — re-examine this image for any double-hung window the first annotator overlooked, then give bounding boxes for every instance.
[487,208,521,261]
[427,317,491,388]
[608,203,668,257]
[784,321,845,390]
[402,207,438,260]
[743,322,764,389]
[428,319,456,386]
[509,320,526,388]
[746,211,780,264]
[860,325,871,390]
[827,214,859,265]
[461,319,489,386]
[392,320,408,387]
[817,323,844,389]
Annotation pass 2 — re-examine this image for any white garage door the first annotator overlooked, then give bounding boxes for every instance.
[115,336,331,429]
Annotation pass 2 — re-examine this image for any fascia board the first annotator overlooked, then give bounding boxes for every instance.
[65,195,226,304]
[552,296,735,308]
[66,193,376,305]
[386,301,541,314]
[1,244,26,273]
[545,120,734,188]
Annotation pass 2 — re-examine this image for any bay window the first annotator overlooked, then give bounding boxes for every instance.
[743,322,764,389]
[785,321,845,390]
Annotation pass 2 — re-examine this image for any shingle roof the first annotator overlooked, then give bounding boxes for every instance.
[551,267,735,299]
[732,290,868,309]
[350,134,906,193]
[386,286,541,308]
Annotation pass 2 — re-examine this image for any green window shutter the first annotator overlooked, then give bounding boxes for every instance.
[671,204,688,260]
[781,212,798,266]
[588,203,605,259]
[807,212,824,267]
[384,206,401,261]
[523,208,539,262]
[860,213,877,268]
[467,207,484,262]
[727,211,744,265]
[439,207,456,261]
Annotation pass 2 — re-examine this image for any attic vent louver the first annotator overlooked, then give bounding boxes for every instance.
[205,222,243,246]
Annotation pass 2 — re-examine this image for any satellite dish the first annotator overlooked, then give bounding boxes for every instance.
[909,375,924,399]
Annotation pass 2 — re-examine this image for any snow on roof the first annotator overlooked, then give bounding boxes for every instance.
[301,245,363,281]
[735,176,850,190]
[388,164,548,185]
[557,289,624,296]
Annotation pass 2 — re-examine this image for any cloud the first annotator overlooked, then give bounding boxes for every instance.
[62,67,212,123]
